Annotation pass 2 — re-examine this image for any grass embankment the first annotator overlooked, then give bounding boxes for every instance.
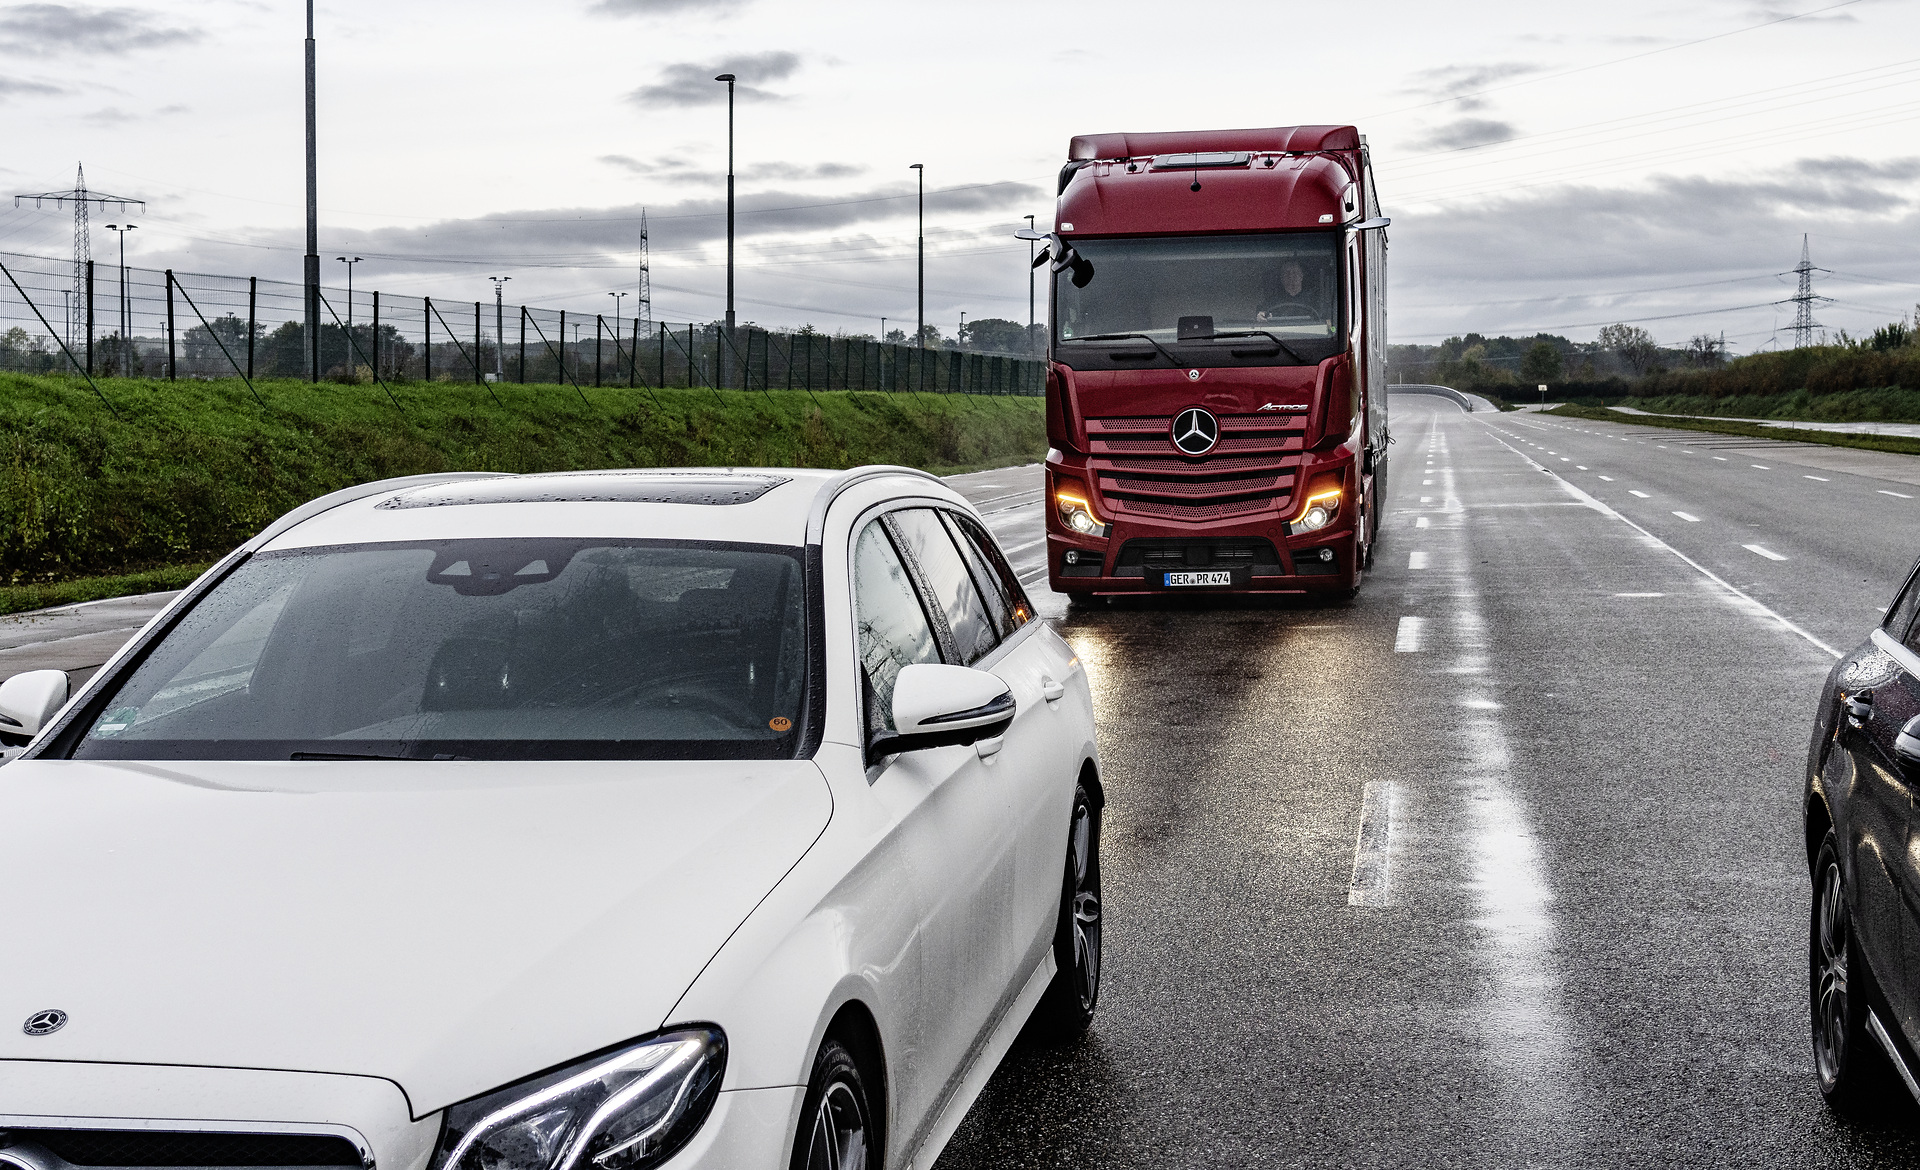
[1544,402,1920,457]
[0,373,1045,610]
[1614,386,1920,424]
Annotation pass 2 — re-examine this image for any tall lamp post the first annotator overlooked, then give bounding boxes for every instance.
[489,276,511,380]
[610,291,627,384]
[336,256,361,329]
[910,163,924,349]
[715,73,736,336]
[1024,213,1036,355]
[104,223,135,376]
[305,0,319,382]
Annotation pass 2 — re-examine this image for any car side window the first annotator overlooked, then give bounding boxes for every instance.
[940,510,1033,638]
[852,520,941,732]
[1887,561,1920,645]
[886,508,999,666]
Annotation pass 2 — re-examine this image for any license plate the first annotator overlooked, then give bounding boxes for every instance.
[1163,570,1233,587]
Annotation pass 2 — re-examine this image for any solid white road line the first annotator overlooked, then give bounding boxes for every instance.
[1409,551,1430,570]
[1629,490,1651,498]
[1672,511,1701,522]
[1394,616,1426,653]
[1880,490,1914,499]
[1347,781,1398,909]
[1745,544,1788,561]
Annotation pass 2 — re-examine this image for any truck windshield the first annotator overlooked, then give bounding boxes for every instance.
[67,538,809,761]
[1056,233,1341,345]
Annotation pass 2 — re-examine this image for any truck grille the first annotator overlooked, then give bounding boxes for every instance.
[1113,538,1283,577]
[1086,413,1305,521]
[1,1130,364,1169]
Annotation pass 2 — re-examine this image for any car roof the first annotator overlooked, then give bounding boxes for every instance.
[256,466,962,552]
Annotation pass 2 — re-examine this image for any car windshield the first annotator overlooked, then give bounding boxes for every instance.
[1055,232,1341,344]
[68,538,809,761]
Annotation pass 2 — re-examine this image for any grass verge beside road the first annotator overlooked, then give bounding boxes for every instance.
[0,373,1045,594]
[1545,403,1920,456]
[0,562,211,617]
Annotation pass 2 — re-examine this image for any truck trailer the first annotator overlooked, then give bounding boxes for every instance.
[1030,124,1389,598]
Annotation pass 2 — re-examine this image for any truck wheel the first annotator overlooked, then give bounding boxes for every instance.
[1032,781,1102,1037]
[1810,830,1902,1114]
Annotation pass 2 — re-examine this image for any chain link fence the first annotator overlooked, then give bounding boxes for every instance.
[0,249,1045,398]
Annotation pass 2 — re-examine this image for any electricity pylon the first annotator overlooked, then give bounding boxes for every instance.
[12,164,144,354]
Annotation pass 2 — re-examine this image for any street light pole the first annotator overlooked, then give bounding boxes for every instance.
[879,317,886,343]
[910,163,924,348]
[104,223,135,376]
[714,73,736,337]
[1025,213,1036,355]
[490,276,511,379]
[336,256,361,333]
[958,310,965,349]
[305,0,319,383]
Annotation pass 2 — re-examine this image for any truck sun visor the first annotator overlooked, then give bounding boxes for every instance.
[1151,152,1251,170]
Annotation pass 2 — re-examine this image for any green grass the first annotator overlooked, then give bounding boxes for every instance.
[0,373,1046,595]
[1621,386,1920,424]
[0,561,212,616]
[1544,402,1920,456]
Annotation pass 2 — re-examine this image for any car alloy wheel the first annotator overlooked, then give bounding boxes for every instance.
[1812,855,1850,1090]
[1068,800,1103,1013]
[804,1079,869,1170]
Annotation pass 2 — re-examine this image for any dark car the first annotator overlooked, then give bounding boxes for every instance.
[1805,555,1920,1112]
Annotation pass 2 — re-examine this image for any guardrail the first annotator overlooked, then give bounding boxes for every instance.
[1388,383,1477,411]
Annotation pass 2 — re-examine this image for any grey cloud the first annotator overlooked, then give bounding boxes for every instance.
[0,4,201,54]
[626,51,800,107]
[602,156,865,184]
[1413,118,1515,151]
[591,0,743,14]
[1404,62,1539,111]
[0,75,62,98]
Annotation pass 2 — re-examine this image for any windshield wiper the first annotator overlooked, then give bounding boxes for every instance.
[290,750,469,761]
[1060,332,1181,364]
[1208,329,1308,364]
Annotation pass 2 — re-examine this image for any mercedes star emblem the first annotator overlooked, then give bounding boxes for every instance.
[22,1009,67,1036]
[1170,407,1219,455]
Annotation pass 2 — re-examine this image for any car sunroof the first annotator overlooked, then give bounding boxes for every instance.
[375,473,793,509]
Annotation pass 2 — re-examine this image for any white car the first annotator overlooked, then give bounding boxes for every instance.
[0,466,1103,1170]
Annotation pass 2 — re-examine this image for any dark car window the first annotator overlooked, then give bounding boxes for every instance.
[886,508,999,666]
[852,520,941,732]
[940,510,1032,640]
[69,539,808,761]
[1888,561,1920,648]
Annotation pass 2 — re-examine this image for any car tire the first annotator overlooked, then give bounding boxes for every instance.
[1032,780,1102,1037]
[792,1035,880,1170]
[1810,829,1903,1114]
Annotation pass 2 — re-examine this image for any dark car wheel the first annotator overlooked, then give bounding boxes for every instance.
[1810,830,1901,1113]
[793,1037,876,1170]
[1033,781,1102,1036]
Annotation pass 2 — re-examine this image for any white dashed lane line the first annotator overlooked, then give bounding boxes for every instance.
[1744,544,1788,562]
[1629,490,1650,498]
[1752,464,1770,469]
[1881,490,1914,499]
[1616,592,1666,598]
[1804,475,1829,482]
[1597,475,1614,481]
[1672,511,1700,522]
[1409,551,1430,570]
[1394,616,1426,653]
[1347,781,1397,909]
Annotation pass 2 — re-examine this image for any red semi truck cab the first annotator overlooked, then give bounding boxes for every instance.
[1038,124,1389,598]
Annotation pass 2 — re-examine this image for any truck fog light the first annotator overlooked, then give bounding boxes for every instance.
[1065,550,1081,564]
[1319,547,1335,563]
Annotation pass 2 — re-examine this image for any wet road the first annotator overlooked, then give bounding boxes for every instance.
[940,397,1920,1167]
[6,403,1920,1163]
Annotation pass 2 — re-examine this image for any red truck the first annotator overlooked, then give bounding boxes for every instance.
[1025,125,1389,598]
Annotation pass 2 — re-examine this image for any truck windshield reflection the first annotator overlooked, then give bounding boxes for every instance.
[1055,233,1341,343]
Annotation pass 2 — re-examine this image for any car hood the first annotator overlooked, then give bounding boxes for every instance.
[0,759,832,1114]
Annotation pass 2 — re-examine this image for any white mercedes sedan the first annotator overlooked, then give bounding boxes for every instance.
[0,466,1103,1170]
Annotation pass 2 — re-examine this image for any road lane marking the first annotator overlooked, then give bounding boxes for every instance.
[1576,465,1588,470]
[1881,490,1914,498]
[1420,496,1432,503]
[1616,592,1666,597]
[1804,475,1829,481]
[1423,479,1434,485]
[1597,475,1614,481]
[1713,456,1727,461]
[1672,511,1700,522]
[1394,616,1426,652]
[1751,465,1769,469]
[1409,551,1429,570]
[1745,544,1787,561]
[1415,516,1430,528]
[1629,490,1650,498]
[1347,781,1397,908]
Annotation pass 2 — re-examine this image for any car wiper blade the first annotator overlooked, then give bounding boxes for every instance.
[1059,332,1181,363]
[289,750,464,761]
[1208,329,1308,363]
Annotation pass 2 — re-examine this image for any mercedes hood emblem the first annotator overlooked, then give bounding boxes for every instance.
[22,1009,67,1036]
[1170,407,1219,455]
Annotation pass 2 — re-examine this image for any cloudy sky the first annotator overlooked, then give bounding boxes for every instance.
[0,0,1916,352]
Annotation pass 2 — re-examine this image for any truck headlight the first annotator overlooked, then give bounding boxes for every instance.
[1292,479,1342,533]
[1054,484,1107,536]
[431,1027,725,1170]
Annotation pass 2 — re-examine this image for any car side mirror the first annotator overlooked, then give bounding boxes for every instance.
[1897,715,1920,766]
[868,663,1015,764]
[0,669,70,741]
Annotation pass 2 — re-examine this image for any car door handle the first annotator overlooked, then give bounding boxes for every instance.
[1845,692,1874,727]
[975,733,1004,759]
[1041,676,1065,703]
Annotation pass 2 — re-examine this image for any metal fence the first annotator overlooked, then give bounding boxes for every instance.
[0,249,1045,398]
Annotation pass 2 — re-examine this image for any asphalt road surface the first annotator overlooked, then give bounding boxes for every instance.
[6,402,1920,1164]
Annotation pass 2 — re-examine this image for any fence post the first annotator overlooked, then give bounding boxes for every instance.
[165,270,176,381]
[85,260,94,376]
[595,315,603,388]
[558,311,568,385]
[424,296,433,382]
[474,301,483,385]
[519,307,526,383]
[247,277,258,381]
[370,290,378,381]
[629,316,638,388]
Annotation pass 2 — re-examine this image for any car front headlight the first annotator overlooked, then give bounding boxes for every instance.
[431,1027,726,1170]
